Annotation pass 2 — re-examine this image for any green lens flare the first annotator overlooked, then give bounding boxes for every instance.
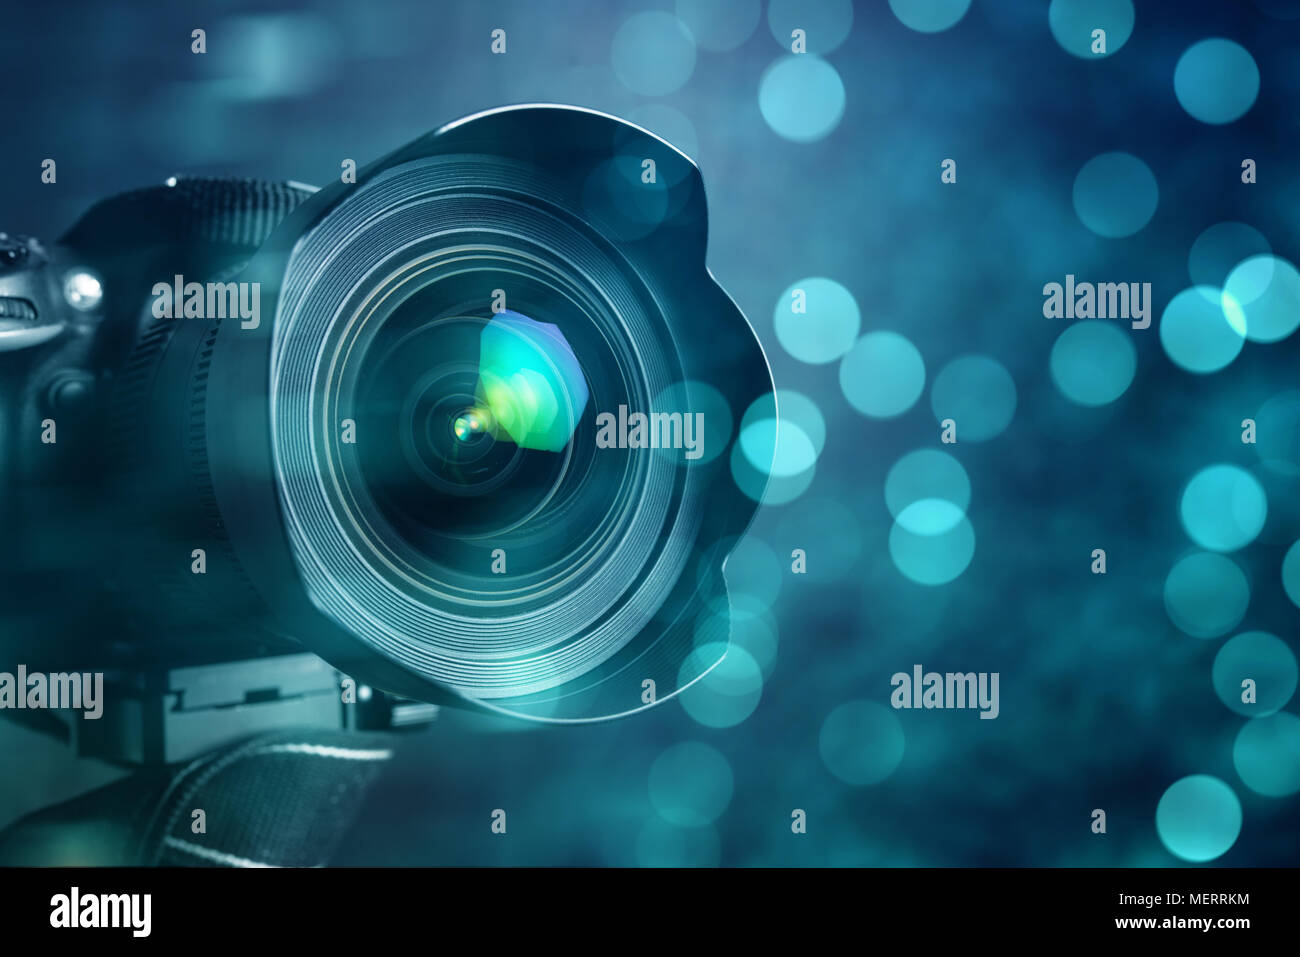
[475,310,588,452]
[452,408,491,442]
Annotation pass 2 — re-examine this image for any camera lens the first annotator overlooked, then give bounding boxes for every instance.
[201,106,774,721]
[330,248,659,611]
[272,152,697,706]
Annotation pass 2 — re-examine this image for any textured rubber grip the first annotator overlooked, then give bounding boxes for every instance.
[59,176,315,252]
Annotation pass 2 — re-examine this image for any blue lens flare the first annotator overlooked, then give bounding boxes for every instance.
[475,310,589,453]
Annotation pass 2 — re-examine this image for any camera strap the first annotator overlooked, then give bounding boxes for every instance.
[0,728,396,867]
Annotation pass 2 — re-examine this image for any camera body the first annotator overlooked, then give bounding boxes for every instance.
[0,182,382,764]
[0,106,774,764]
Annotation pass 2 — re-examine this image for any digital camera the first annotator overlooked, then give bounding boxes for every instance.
[0,105,774,764]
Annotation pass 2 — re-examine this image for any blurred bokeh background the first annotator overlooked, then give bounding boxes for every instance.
[3,0,1300,865]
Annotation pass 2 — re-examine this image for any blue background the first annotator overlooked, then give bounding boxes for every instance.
[2,0,1298,866]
